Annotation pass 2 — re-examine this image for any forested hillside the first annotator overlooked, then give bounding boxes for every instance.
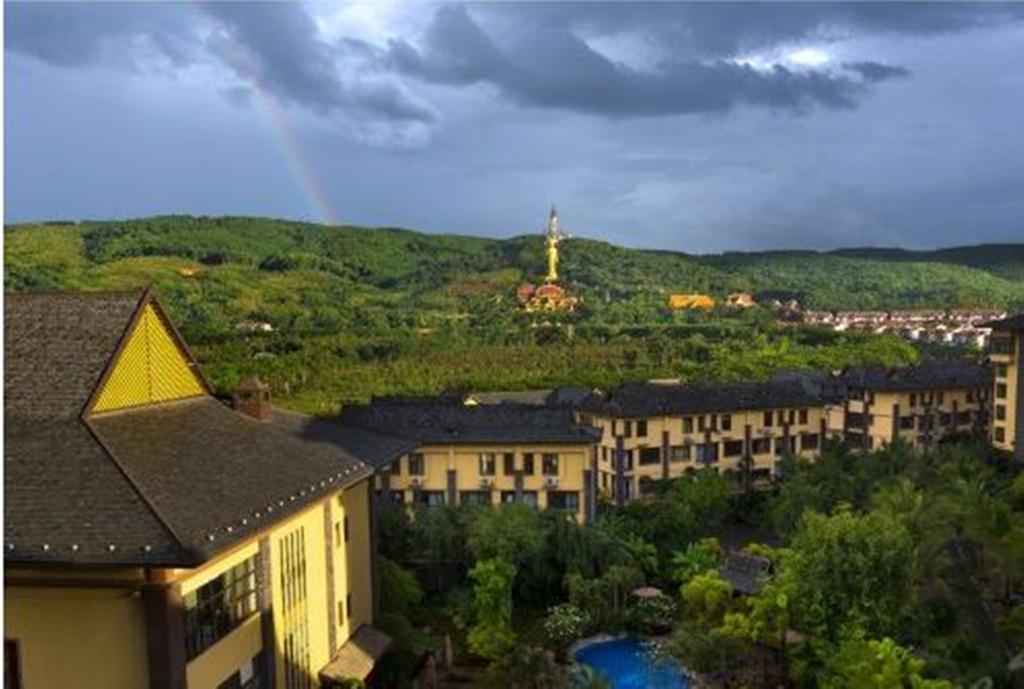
[5,216,1020,409]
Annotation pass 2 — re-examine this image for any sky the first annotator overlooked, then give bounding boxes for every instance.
[5,1,1024,252]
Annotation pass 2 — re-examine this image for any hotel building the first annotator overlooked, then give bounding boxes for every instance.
[578,379,829,503]
[831,360,991,451]
[4,291,389,689]
[338,399,602,523]
[986,314,1024,459]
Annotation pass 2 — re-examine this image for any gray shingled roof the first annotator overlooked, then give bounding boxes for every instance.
[581,379,825,418]
[341,399,601,445]
[270,409,418,470]
[839,359,990,392]
[5,291,144,420]
[4,290,371,567]
[89,398,373,560]
[983,313,1024,331]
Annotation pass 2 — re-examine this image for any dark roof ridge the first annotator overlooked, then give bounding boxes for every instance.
[81,414,194,564]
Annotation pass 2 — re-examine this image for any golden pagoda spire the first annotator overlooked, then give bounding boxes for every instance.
[545,205,561,283]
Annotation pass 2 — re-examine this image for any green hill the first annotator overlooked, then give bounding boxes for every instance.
[6,216,1024,339]
[5,215,1017,410]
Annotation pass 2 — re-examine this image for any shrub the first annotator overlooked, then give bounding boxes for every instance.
[543,603,593,649]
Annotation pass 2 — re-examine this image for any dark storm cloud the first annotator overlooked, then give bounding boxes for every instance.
[4,2,200,68]
[844,61,911,83]
[474,2,1024,59]
[5,1,434,124]
[389,5,890,117]
[199,2,434,122]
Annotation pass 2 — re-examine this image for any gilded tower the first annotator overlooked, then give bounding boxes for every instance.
[517,205,579,313]
[545,205,562,283]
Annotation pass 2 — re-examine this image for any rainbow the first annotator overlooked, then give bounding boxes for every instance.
[190,1,339,226]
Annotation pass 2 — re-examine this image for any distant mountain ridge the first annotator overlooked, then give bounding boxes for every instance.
[5,216,1024,340]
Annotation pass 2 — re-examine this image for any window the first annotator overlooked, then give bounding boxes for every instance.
[723,440,743,458]
[347,593,352,620]
[242,652,265,689]
[800,433,819,451]
[966,390,974,403]
[478,453,496,476]
[798,409,808,425]
[503,453,515,476]
[636,420,648,437]
[543,453,560,476]
[909,393,917,407]
[5,640,22,689]
[601,446,608,462]
[899,416,915,430]
[937,392,945,405]
[996,363,1008,378]
[639,447,661,466]
[623,449,634,470]
[343,517,349,543]
[416,491,445,507]
[709,415,718,431]
[996,405,1006,421]
[460,491,491,507]
[751,438,771,455]
[611,420,618,436]
[408,453,425,476]
[996,383,1007,399]
[639,477,658,495]
[523,453,535,475]
[547,491,580,512]
[695,443,718,464]
[668,445,690,462]
[991,336,1013,355]
[624,421,632,438]
[721,414,732,432]
[501,490,537,507]
[390,458,401,476]
[939,412,952,427]
[683,417,694,434]
[219,672,242,689]
[775,437,796,456]
[846,412,866,429]
[956,411,972,425]
[698,416,706,432]
[763,411,773,427]
[279,529,310,689]
[389,490,404,505]
[788,410,796,425]
[184,555,260,660]
[995,426,1006,443]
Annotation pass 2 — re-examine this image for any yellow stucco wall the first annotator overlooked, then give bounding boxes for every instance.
[91,301,205,413]
[171,480,375,689]
[386,443,590,520]
[838,385,987,451]
[592,405,826,497]
[342,481,373,635]
[186,615,263,689]
[992,332,1018,453]
[4,585,150,689]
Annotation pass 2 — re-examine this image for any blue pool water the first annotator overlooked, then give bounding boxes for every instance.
[573,637,689,689]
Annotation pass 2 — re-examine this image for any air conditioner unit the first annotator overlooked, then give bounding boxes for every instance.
[544,476,559,488]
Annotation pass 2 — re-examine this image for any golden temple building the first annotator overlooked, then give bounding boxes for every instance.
[518,206,579,312]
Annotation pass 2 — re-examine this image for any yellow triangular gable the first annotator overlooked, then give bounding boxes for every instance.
[91,302,206,413]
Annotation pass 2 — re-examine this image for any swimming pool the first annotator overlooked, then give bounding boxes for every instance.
[573,636,689,689]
